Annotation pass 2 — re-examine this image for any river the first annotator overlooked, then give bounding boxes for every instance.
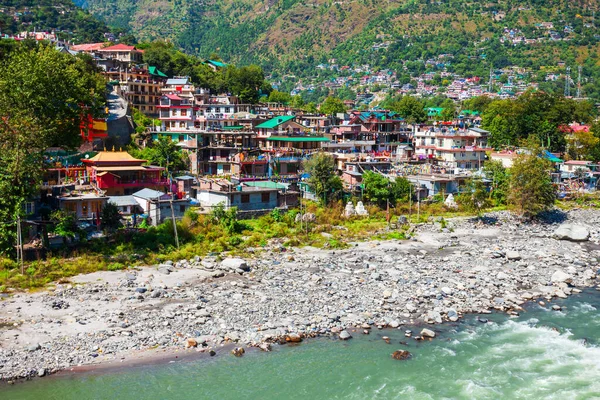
[2,289,600,399]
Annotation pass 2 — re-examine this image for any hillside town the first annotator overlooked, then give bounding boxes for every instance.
[9,39,595,254]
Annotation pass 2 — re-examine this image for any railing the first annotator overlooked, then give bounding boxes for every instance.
[97,179,170,188]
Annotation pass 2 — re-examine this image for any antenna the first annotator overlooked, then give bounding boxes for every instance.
[564,66,571,97]
[576,65,582,98]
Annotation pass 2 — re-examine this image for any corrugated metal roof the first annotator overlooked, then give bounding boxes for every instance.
[166,78,189,85]
[255,115,296,129]
[108,195,138,207]
[132,189,167,200]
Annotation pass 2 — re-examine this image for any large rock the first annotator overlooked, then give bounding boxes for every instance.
[231,347,245,357]
[391,350,412,360]
[551,270,573,284]
[552,224,590,242]
[285,333,302,343]
[220,258,249,272]
[420,328,436,338]
[339,330,352,340]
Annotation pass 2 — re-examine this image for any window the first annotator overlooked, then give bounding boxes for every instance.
[241,194,250,203]
[465,162,472,169]
[181,109,187,116]
[180,205,186,213]
[261,192,270,203]
[223,164,231,173]
[24,202,35,215]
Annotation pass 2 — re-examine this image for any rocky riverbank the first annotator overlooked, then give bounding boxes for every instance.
[1,209,600,382]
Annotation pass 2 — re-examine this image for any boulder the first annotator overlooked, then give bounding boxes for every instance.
[420,328,436,338]
[446,308,459,322]
[551,270,573,284]
[339,330,352,340]
[302,213,316,223]
[582,269,597,280]
[221,258,249,272]
[186,338,198,348]
[506,251,521,261]
[231,347,245,357]
[552,224,590,242]
[391,350,412,361]
[259,343,272,352]
[285,333,302,343]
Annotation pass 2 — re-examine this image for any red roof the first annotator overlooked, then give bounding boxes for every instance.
[98,43,139,52]
[165,94,183,101]
[71,43,105,52]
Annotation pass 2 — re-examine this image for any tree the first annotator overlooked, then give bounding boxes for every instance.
[131,136,189,172]
[0,44,105,254]
[362,171,392,207]
[50,210,80,245]
[101,203,122,233]
[391,177,413,203]
[458,177,490,215]
[225,64,267,104]
[566,129,599,160]
[362,172,412,207]
[483,160,509,206]
[267,90,292,104]
[319,96,346,115]
[508,150,556,217]
[303,152,343,204]
[389,96,427,124]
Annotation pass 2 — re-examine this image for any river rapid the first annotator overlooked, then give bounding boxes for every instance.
[3,289,600,400]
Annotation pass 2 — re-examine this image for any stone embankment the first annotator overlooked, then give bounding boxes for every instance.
[1,209,599,382]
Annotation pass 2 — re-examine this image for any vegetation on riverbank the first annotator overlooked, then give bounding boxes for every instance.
[0,198,499,292]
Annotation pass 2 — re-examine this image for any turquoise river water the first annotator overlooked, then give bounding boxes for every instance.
[2,290,600,400]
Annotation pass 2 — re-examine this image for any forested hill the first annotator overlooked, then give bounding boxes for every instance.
[80,1,599,84]
[0,0,115,43]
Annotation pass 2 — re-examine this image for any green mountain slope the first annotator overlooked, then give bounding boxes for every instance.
[78,0,600,84]
[0,0,113,42]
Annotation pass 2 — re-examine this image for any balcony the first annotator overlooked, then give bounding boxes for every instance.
[97,179,170,189]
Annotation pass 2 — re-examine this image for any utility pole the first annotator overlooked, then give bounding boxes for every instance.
[416,179,421,223]
[169,197,179,249]
[16,215,24,274]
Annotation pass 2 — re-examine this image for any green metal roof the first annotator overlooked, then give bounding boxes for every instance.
[148,66,168,78]
[222,125,245,130]
[255,115,296,129]
[244,181,288,189]
[426,107,444,116]
[207,60,227,68]
[266,136,329,142]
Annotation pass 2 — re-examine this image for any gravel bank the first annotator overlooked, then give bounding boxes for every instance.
[1,209,600,382]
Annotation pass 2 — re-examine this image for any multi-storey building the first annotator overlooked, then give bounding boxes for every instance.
[414,124,491,169]
[97,44,143,65]
[82,151,170,196]
[120,66,168,116]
